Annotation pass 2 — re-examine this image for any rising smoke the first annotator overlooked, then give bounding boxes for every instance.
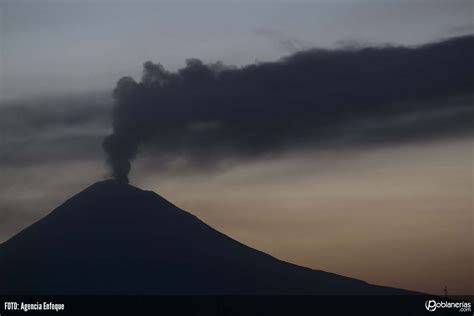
[103,36,474,182]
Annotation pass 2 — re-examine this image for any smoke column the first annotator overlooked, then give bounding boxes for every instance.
[103,36,473,182]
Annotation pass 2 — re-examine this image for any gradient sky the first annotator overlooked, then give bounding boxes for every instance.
[1,0,472,99]
[0,0,472,295]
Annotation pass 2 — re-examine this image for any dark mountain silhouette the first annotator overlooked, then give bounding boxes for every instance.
[0,180,417,294]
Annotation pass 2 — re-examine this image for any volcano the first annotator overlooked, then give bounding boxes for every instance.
[0,180,415,294]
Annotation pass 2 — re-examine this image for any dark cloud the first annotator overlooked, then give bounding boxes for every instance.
[103,36,474,182]
[0,93,111,167]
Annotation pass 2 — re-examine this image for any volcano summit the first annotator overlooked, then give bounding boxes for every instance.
[0,180,416,295]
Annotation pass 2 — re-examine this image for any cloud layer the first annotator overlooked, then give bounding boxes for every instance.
[0,93,111,168]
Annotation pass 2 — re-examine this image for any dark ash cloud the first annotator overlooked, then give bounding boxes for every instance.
[103,36,474,182]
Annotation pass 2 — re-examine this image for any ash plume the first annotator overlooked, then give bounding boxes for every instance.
[103,36,474,182]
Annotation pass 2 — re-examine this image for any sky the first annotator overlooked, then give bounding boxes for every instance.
[0,0,473,295]
[1,0,472,99]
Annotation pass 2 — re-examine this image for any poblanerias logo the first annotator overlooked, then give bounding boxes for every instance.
[425,299,471,312]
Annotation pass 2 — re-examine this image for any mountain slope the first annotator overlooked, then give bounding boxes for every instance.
[0,180,415,294]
